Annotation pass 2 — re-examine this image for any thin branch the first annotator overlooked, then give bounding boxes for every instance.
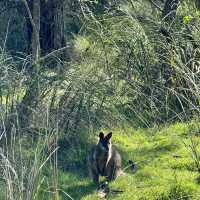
[22,0,38,41]
[3,18,11,52]
[39,45,70,62]
[149,0,162,11]
[22,0,40,64]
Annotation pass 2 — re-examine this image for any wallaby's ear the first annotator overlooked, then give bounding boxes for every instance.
[99,132,104,139]
[105,132,112,140]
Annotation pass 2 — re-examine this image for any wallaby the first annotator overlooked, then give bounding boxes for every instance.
[87,132,122,186]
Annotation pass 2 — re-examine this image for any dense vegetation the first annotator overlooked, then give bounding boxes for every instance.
[0,0,200,199]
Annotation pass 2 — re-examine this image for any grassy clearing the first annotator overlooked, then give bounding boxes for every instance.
[56,121,200,200]
[1,121,200,200]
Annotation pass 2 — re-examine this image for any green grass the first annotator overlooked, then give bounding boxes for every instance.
[55,121,200,200]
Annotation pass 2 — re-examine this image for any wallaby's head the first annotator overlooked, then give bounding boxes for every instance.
[97,132,112,153]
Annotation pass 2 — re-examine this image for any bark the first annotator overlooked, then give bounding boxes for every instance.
[40,0,65,56]
[4,0,66,140]
[14,1,33,54]
[17,0,65,131]
[31,0,40,63]
[16,0,40,130]
[22,0,40,63]
[22,0,66,61]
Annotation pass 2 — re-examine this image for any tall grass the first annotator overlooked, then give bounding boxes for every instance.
[0,52,60,199]
[0,0,200,199]
[0,105,61,199]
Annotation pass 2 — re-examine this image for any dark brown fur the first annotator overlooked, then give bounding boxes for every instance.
[87,132,122,185]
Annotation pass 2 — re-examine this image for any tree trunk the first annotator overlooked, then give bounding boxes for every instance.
[23,0,66,61]
[18,0,65,130]
[22,0,40,63]
[4,0,41,138]
[17,0,40,130]
[40,0,65,56]
[31,0,40,64]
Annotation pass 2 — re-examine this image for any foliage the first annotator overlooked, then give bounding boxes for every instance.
[0,0,200,199]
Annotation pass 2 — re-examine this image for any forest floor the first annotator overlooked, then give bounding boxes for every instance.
[57,121,200,200]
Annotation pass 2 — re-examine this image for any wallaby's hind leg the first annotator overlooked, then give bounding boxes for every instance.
[107,165,121,181]
[107,168,116,181]
[89,168,99,186]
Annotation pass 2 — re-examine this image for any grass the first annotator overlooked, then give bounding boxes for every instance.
[1,121,200,200]
[54,121,200,200]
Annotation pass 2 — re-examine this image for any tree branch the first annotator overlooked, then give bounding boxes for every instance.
[22,0,40,64]
[148,0,162,11]
[39,45,71,62]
